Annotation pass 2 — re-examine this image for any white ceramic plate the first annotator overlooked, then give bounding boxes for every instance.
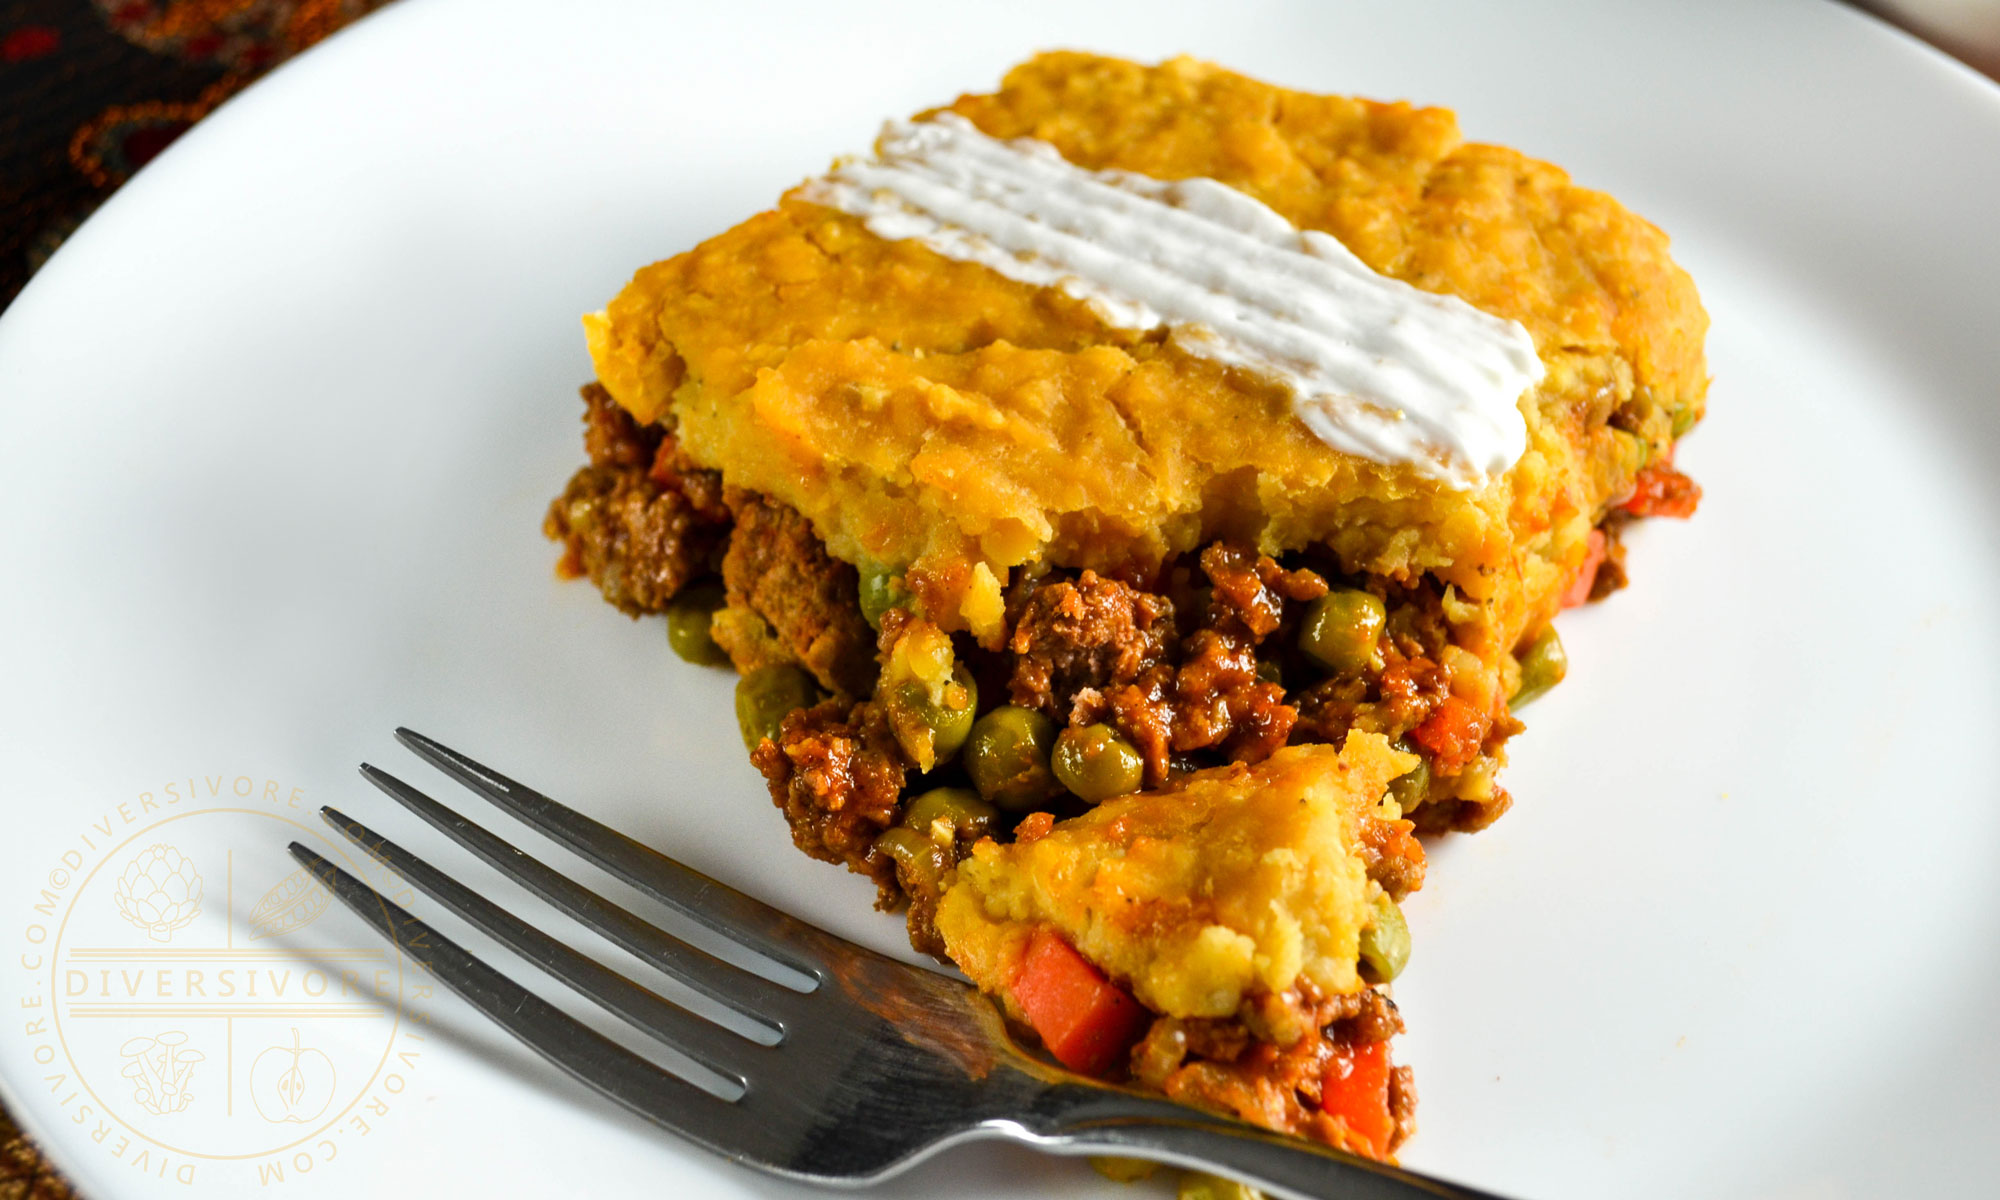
[5,1,2000,1196]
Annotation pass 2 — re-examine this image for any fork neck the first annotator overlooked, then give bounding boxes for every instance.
[984,1077,1512,1200]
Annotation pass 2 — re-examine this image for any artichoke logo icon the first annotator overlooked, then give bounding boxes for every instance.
[113,843,203,942]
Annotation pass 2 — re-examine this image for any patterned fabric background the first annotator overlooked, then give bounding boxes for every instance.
[0,0,392,314]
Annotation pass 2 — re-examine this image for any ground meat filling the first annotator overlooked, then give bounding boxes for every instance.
[1591,512,1636,601]
[718,490,878,698]
[1198,542,1328,641]
[580,380,658,470]
[1169,628,1295,762]
[1008,550,1323,788]
[544,384,728,614]
[1412,788,1515,836]
[750,699,906,899]
[1360,819,1427,901]
[1130,987,1414,1156]
[1387,1062,1418,1153]
[1293,586,1452,743]
[1005,570,1177,716]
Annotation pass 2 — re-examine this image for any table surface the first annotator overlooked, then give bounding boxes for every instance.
[0,0,1994,1195]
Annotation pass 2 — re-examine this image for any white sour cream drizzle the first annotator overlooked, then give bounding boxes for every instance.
[800,113,1544,488]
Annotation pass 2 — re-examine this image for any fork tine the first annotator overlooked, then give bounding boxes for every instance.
[317,806,754,1094]
[359,764,793,1041]
[394,727,824,981]
[287,843,748,1155]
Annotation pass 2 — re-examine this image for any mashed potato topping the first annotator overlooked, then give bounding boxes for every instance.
[585,52,1706,648]
[936,734,1416,1023]
[799,113,1545,488]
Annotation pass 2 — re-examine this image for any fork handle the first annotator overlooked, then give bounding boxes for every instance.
[1018,1087,1514,1200]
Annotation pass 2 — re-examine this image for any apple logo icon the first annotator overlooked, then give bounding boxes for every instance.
[250,1028,336,1124]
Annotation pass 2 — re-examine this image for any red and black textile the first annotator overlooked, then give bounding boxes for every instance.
[1,0,392,313]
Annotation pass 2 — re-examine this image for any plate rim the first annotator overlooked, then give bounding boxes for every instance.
[6,0,2000,1195]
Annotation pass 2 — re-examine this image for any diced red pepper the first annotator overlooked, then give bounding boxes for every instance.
[1408,695,1487,775]
[1560,528,1607,610]
[1621,461,1702,519]
[1011,928,1148,1076]
[1321,1039,1396,1160]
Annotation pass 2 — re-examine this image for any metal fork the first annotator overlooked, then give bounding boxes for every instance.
[289,729,1510,1200]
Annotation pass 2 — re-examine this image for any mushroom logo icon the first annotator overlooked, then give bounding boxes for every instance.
[250,1028,337,1124]
[118,1031,202,1115]
[112,843,202,942]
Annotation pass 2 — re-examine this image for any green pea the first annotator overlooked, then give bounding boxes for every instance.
[1387,741,1430,811]
[733,664,820,752]
[886,664,978,771]
[1052,723,1145,804]
[857,560,911,630]
[1512,625,1568,708]
[874,826,950,897]
[1178,1173,1260,1200]
[902,787,997,844]
[1358,894,1411,983]
[964,706,1062,811]
[1671,405,1700,438]
[665,581,729,666]
[1299,588,1387,675]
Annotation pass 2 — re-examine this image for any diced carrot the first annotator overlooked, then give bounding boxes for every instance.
[1015,811,1056,843]
[1621,461,1702,519]
[1321,1039,1396,1160]
[1560,528,1607,610]
[1408,695,1486,774]
[1012,928,1148,1076]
